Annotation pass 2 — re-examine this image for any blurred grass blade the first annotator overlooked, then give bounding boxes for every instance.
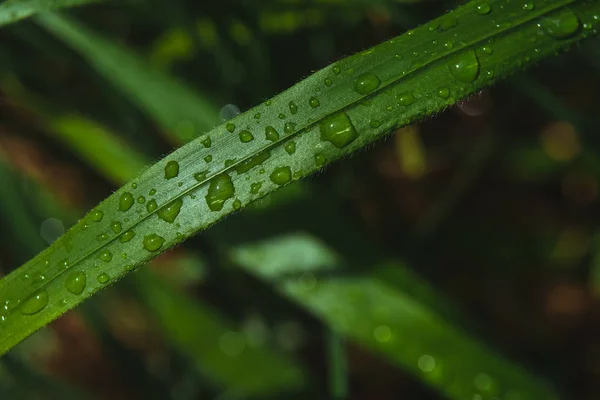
[0,0,103,27]
[133,270,305,396]
[230,234,558,400]
[36,13,220,145]
[2,0,599,355]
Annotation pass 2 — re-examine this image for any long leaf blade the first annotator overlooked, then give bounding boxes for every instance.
[1,0,599,355]
[0,0,103,27]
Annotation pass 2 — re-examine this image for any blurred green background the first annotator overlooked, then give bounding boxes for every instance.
[1,0,600,399]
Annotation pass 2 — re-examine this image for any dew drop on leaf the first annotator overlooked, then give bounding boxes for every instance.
[285,141,297,155]
[99,250,113,262]
[250,182,262,194]
[288,101,298,115]
[157,198,183,223]
[149,189,157,196]
[194,171,209,182]
[369,120,381,128]
[447,50,480,83]
[111,221,122,234]
[204,155,213,163]
[120,230,136,243]
[397,92,417,106]
[226,122,236,133]
[265,126,280,142]
[437,87,451,99]
[239,130,254,143]
[353,73,381,95]
[119,192,134,211]
[201,136,212,148]
[20,290,49,315]
[165,161,180,179]
[319,112,358,148]
[137,196,146,204]
[96,273,110,284]
[324,78,332,87]
[233,199,242,210]
[332,65,341,75]
[309,97,320,108]
[315,153,327,167]
[143,234,166,252]
[284,122,296,134]
[205,173,235,211]
[146,199,158,213]
[523,2,534,10]
[476,2,491,15]
[65,271,86,295]
[91,210,104,222]
[270,166,292,186]
[540,9,581,39]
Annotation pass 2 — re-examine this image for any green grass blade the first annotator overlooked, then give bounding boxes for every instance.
[1,0,599,355]
[36,13,220,145]
[0,0,103,27]
[230,234,558,400]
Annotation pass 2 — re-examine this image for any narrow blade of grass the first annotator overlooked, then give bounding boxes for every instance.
[0,0,103,27]
[1,0,599,356]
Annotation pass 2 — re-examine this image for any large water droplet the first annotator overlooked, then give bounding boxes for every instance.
[397,93,417,106]
[315,153,327,167]
[165,161,180,179]
[447,50,480,83]
[540,9,581,39]
[285,141,297,155]
[309,97,320,108]
[239,130,254,143]
[476,3,491,15]
[201,136,212,148]
[270,167,292,186]
[137,196,146,204]
[119,192,134,212]
[288,101,298,115]
[284,122,296,134]
[265,126,280,142]
[143,234,166,252]
[66,271,86,295]
[319,112,358,148]
[157,198,183,223]
[205,174,235,211]
[99,250,113,262]
[91,210,104,222]
[354,74,381,95]
[250,182,262,194]
[20,290,49,315]
[111,221,122,234]
[97,273,110,284]
[146,199,158,213]
[226,122,236,133]
[204,155,213,163]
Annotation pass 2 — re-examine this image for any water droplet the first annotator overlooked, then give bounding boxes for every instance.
[254,113,261,119]
[205,173,235,211]
[226,122,236,133]
[319,112,358,148]
[132,182,138,189]
[315,153,327,167]
[20,290,49,315]
[99,250,113,262]
[250,182,262,194]
[270,166,292,186]
[285,141,296,155]
[288,101,298,115]
[111,221,122,234]
[201,136,212,148]
[143,234,166,252]
[437,87,450,98]
[324,78,332,87]
[149,189,157,196]
[523,2,534,10]
[157,198,183,223]
[332,65,341,75]
[397,93,417,106]
[232,199,242,210]
[540,9,581,39]
[146,199,158,213]
[97,273,110,284]
[235,150,271,174]
[284,122,296,134]
[309,97,320,108]
[239,130,254,143]
[481,45,493,54]
[476,3,491,15]
[265,126,280,142]
[119,192,134,211]
[220,104,241,120]
[137,196,146,204]
[91,210,104,222]
[204,155,213,163]
[120,230,136,243]
[354,74,381,95]
[65,271,86,295]
[369,119,381,128]
[448,50,480,83]
[278,113,286,120]
[194,171,209,182]
[265,100,272,106]
[165,161,180,179]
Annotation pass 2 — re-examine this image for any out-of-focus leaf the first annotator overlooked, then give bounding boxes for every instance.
[36,13,220,145]
[231,233,558,400]
[0,0,103,27]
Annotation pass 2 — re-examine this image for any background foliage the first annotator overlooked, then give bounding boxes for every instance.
[1,0,600,399]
